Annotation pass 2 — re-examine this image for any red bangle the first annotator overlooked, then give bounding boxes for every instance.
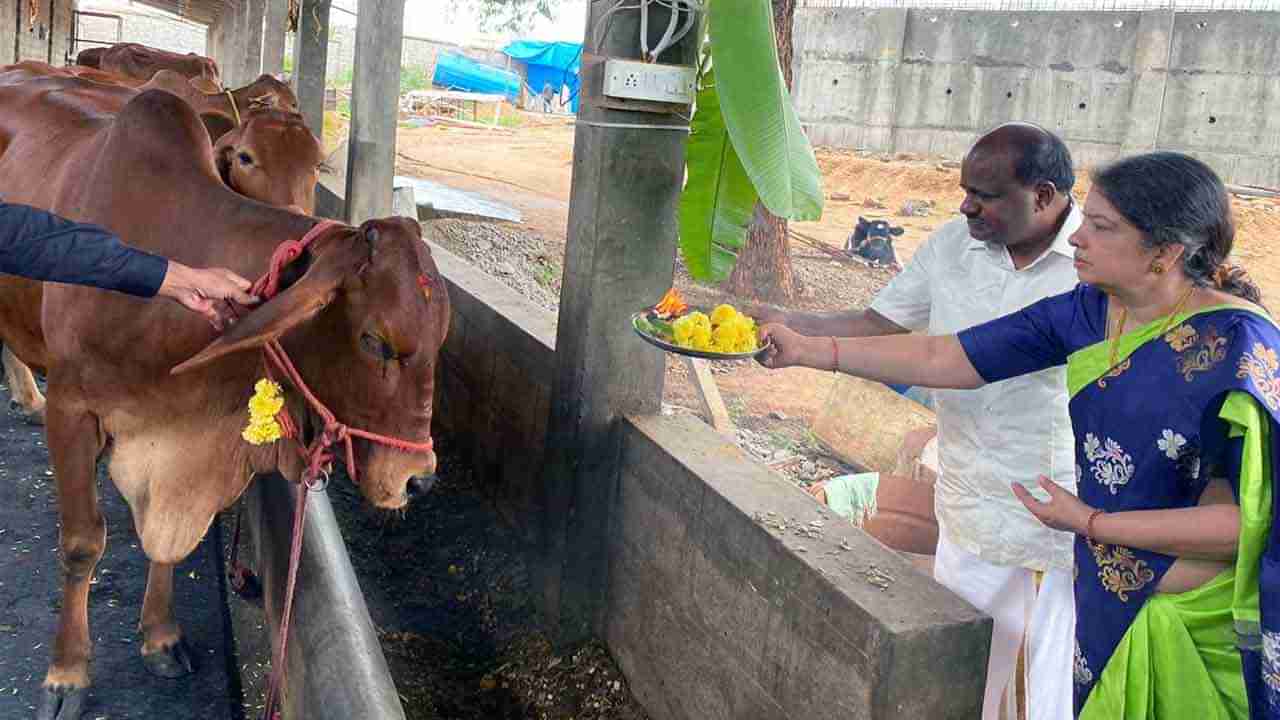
[1086,508,1105,540]
[830,336,839,372]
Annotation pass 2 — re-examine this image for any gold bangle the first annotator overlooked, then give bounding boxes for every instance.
[1086,508,1105,540]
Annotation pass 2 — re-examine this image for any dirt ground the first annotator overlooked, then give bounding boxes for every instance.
[376,110,1280,483]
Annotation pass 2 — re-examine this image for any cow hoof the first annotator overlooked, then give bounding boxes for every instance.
[9,400,45,426]
[142,638,197,679]
[36,685,88,720]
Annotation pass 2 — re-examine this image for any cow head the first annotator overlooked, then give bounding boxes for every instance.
[215,108,323,213]
[173,218,451,509]
[189,53,222,91]
[241,73,299,113]
[847,216,903,266]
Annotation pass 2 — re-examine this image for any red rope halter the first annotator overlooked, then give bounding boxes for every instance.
[230,219,436,719]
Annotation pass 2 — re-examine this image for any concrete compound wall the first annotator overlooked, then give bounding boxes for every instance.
[74,7,207,61]
[408,214,992,718]
[794,8,1280,187]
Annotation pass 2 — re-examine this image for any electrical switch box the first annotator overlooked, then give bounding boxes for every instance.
[602,58,697,105]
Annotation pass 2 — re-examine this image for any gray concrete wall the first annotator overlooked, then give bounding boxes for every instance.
[609,414,990,719]
[794,7,1280,187]
[427,234,555,543]
[74,7,208,60]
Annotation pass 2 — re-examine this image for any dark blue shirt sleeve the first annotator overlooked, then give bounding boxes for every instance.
[957,285,1096,383]
[0,202,168,297]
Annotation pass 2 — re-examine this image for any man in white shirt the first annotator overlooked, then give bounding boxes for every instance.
[757,122,1080,720]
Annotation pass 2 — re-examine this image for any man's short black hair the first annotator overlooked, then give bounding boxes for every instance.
[1012,126,1075,194]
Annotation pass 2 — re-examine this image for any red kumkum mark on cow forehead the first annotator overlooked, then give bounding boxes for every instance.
[418,274,432,300]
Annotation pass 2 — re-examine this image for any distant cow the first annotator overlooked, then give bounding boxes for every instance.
[77,42,222,92]
[846,216,903,267]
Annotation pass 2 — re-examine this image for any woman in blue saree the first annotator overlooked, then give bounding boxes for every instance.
[759,151,1279,718]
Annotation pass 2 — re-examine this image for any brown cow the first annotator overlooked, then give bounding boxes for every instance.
[0,87,448,719]
[76,42,222,92]
[0,67,321,425]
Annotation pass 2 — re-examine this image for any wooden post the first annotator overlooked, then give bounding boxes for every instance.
[291,0,330,138]
[680,357,735,437]
[538,2,697,639]
[262,0,288,77]
[344,0,405,224]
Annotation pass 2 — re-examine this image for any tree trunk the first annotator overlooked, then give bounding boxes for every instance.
[726,0,800,302]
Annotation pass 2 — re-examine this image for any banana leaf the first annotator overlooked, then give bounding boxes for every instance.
[678,66,756,282]
[708,0,824,222]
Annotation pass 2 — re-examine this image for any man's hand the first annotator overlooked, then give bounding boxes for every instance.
[744,304,788,328]
[757,323,824,370]
[157,261,260,331]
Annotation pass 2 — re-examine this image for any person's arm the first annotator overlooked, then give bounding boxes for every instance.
[0,201,168,296]
[755,306,907,339]
[1014,475,1239,561]
[759,286,1080,391]
[0,202,258,327]
[752,226,945,338]
[759,327,984,389]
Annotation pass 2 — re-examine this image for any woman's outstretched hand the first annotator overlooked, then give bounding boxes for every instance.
[1013,475,1094,535]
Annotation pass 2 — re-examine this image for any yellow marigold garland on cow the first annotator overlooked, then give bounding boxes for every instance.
[242,378,285,445]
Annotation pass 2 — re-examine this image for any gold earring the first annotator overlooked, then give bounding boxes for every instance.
[1150,262,1165,275]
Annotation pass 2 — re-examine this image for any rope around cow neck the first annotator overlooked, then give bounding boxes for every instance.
[218,219,436,720]
[225,89,241,126]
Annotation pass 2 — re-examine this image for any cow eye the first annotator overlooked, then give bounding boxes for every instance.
[238,152,254,166]
[360,332,398,361]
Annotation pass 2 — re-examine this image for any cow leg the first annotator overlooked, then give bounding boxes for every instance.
[38,404,106,720]
[3,345,45,425]
[139,561,197,678]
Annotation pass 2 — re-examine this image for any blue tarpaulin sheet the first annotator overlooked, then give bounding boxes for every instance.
[431,51,521,100]
[501,40,582,113]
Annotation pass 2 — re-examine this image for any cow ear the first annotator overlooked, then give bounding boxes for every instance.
[891,226,905,235]
[170,227,366,375]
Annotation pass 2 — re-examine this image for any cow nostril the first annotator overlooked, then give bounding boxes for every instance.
[407,474,438,499]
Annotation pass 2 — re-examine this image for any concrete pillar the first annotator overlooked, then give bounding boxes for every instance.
[537,1,698,640]
[220,0,245,87]
[1122,9,1175,154]
[263,0,288,77]
[291,0,330,137]
[242,0,265,83]
[205,23,215,59]
[343,0,406,224]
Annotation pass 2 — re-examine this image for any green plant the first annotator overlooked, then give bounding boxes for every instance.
[677,0,824,282]
[331,66,353,89]
[400,66,432,95]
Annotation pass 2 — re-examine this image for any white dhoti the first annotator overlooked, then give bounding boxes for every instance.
[934,535,1075,720]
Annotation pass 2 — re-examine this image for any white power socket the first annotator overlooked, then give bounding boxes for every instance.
[602,58,696,105]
